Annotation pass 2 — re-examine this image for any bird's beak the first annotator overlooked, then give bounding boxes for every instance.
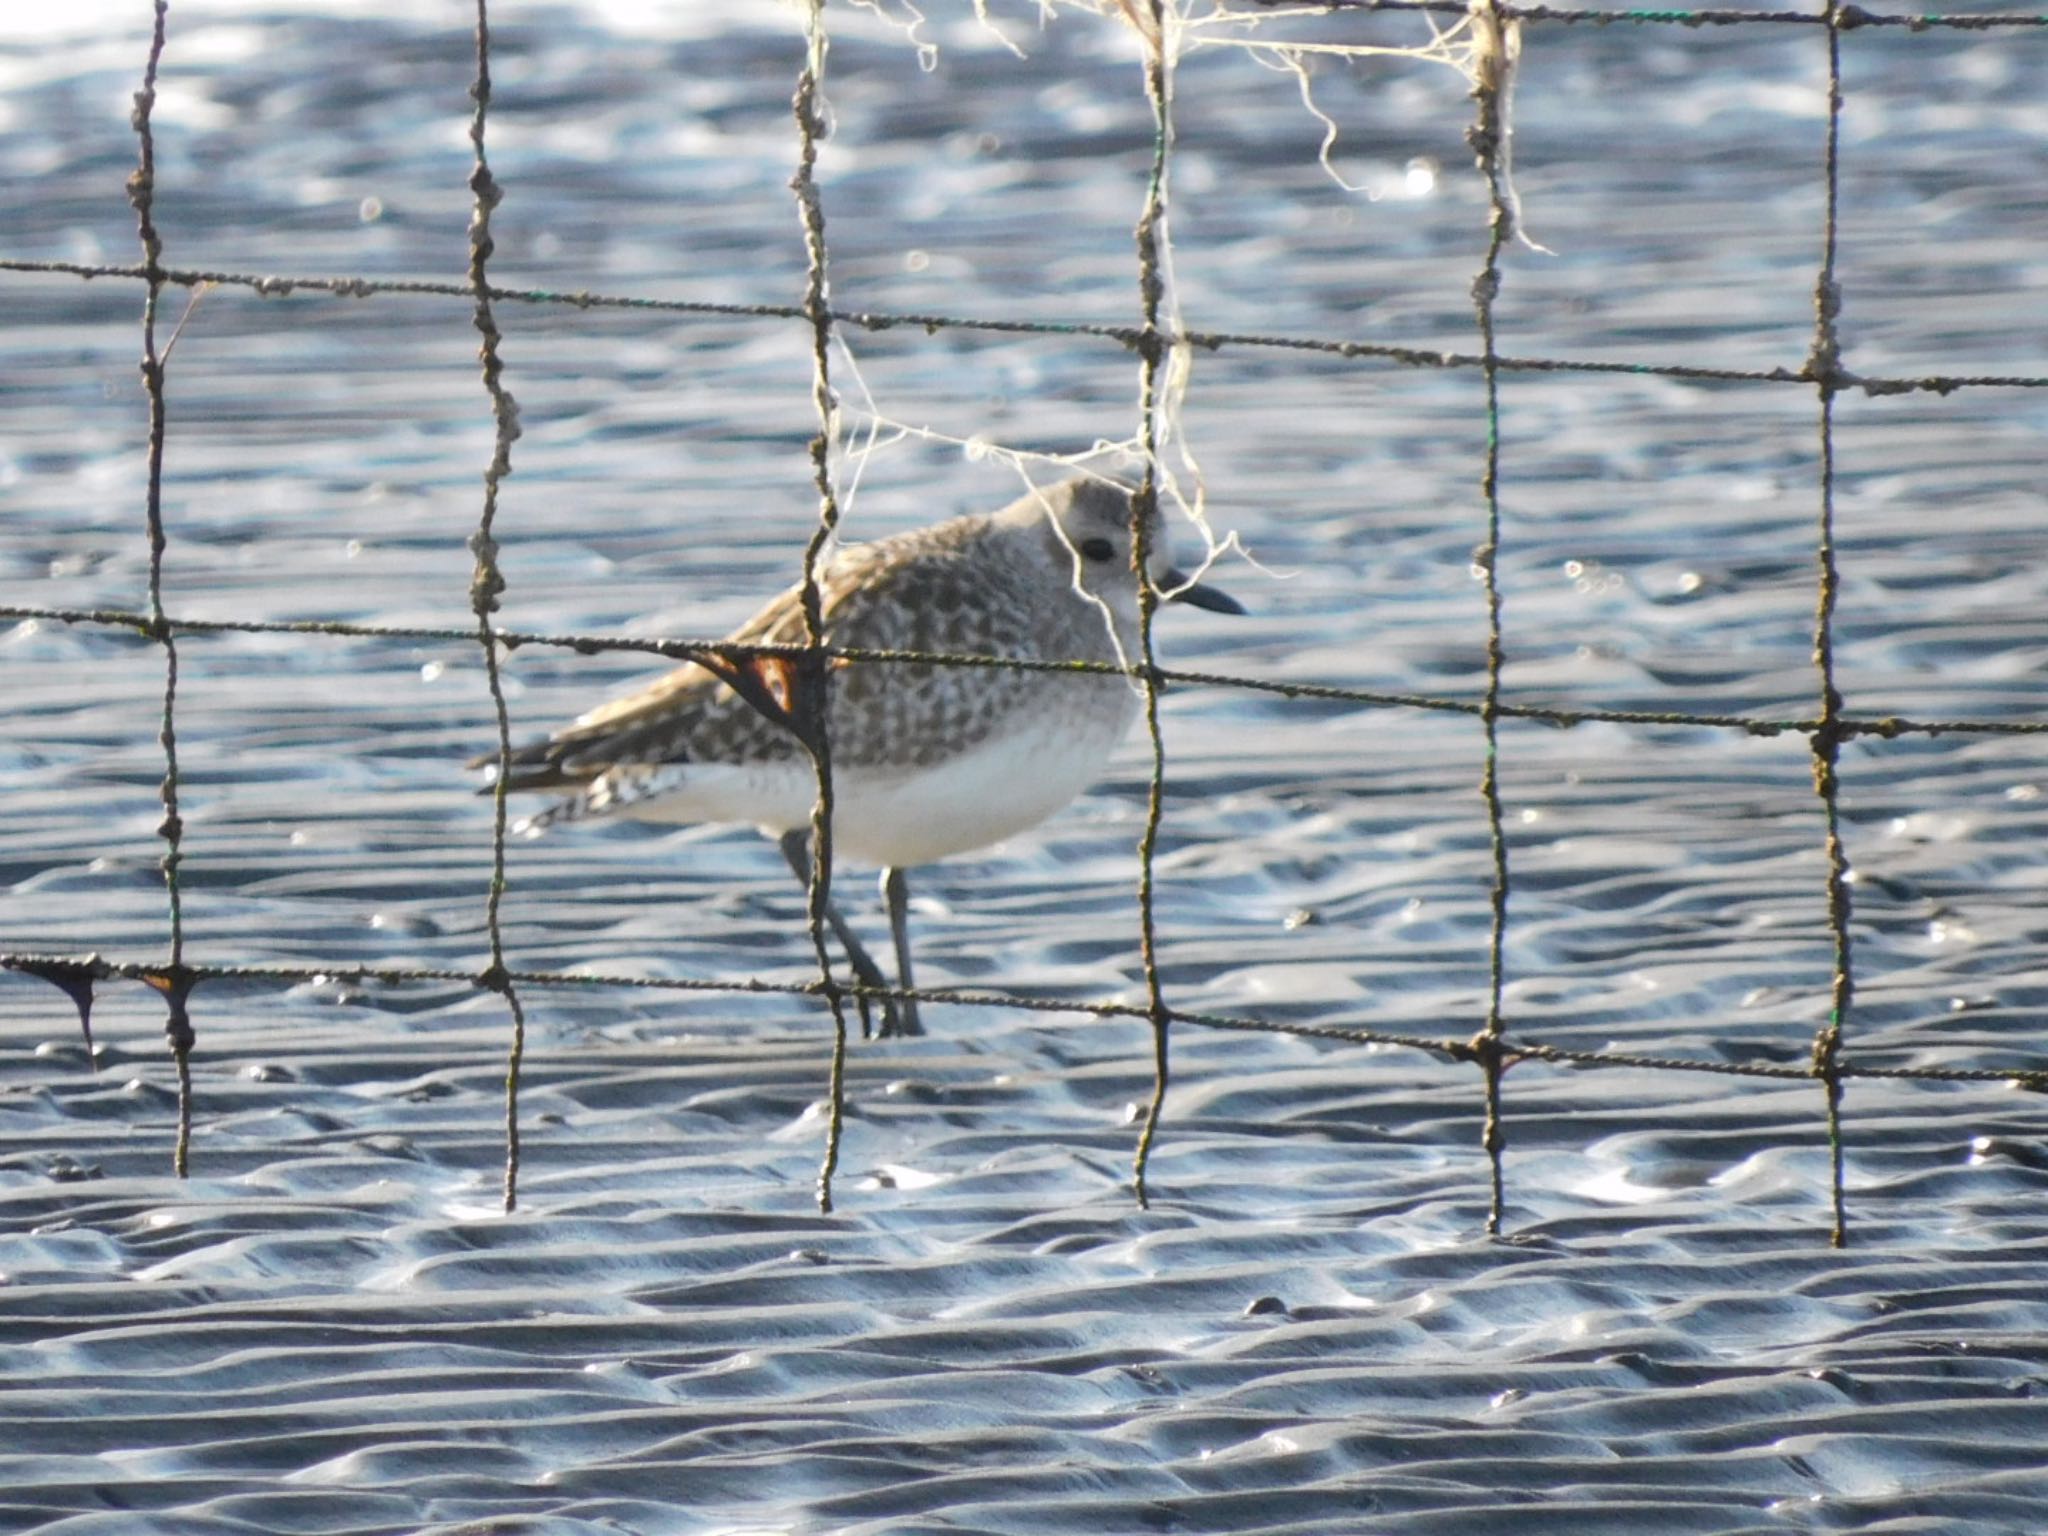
[1160,569,1247,615]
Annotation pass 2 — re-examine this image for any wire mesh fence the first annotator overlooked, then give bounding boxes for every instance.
[3,0,2046,1243]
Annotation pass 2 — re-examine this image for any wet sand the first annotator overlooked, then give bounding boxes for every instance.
[4,4,2048,1532]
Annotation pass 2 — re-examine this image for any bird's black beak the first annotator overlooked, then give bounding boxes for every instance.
[1161,569,1247,615]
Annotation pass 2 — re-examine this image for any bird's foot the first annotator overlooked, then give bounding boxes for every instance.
[833,938,902,1040]
[882,993,923,1039]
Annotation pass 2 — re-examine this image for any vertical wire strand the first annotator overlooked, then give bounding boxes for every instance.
[1468,0,1515,1236]
[793,0,852,1216]
[127,0,195,1176]
[1808,0,1852,1250]
[465,0,533,1214]
[1127,0,1177,1210]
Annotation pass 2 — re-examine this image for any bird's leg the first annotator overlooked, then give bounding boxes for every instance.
[777,828,896,1039]
[880,866,924,1038]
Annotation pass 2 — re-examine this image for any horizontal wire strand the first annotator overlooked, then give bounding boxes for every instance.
[7,951,2044,1091]
[4,259,2045,396]
[5,602,2045,740]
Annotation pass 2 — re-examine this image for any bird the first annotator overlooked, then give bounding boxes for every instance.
[476,475,1244,1037]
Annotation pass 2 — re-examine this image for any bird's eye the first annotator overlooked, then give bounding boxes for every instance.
[1079,537,1116,562]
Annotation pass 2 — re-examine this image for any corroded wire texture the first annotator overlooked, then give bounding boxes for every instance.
[1466,0,1516,1238]
[1127,0,1178,1209]
[1806,0,1854,1251]
[6,256,2042,398]
[462,0,536,1213]
[791,0,855,1215]
[125,0,196,1177]
[5,1,2048,1242]
[8,603,2048,740]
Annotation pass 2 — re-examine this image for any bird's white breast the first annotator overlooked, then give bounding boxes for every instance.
[611,680,1139,867]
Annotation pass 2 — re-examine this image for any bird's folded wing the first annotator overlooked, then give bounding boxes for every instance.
[479,529,1006,791]
[479,581,815,788]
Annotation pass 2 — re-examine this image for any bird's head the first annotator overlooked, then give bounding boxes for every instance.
[1023,476,1245,617]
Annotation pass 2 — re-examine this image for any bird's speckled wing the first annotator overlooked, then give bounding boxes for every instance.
[488,515,1071,798]
[497,573,814,791]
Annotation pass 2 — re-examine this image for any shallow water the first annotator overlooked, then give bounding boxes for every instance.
[4,2,2048,1532]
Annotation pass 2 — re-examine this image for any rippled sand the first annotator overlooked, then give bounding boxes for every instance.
[4,4,2048,1533]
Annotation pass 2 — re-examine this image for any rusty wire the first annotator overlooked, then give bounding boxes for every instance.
[6,603,2044,741]
[790,0,856,1215]
[122,0,196,1177]
[461,0,535,1214]
[7,255,2046,399]
[1126,0,1179,1209]
[1805,0,1854,1251]
[1467,0,1516,1237]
